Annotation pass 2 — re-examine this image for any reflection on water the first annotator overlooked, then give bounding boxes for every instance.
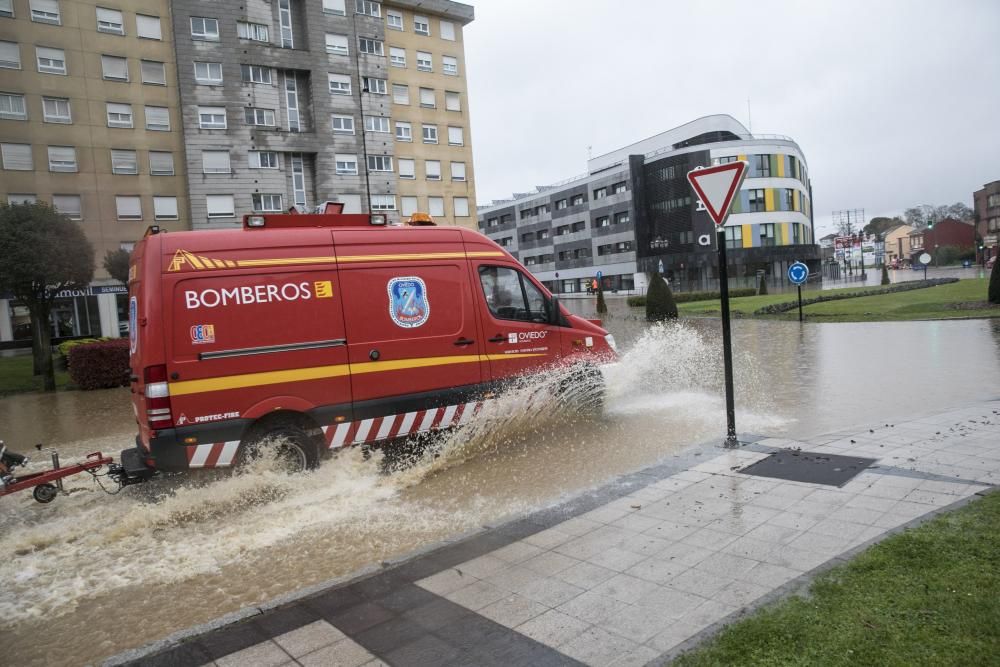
[2,309,999,665]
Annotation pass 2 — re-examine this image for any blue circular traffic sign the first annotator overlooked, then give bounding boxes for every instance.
[787,261,809,285]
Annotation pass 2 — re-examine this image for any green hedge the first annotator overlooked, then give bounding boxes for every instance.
[753,278,959,315]
[628,287,756,307]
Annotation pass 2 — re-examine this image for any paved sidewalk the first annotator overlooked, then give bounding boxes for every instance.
[110,400,1000,667]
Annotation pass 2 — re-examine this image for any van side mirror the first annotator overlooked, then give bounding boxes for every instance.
[549,295,561,326]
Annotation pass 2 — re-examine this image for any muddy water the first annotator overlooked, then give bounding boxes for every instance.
[2,312,1000,666]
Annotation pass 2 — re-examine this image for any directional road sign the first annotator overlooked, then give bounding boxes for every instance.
[686,161,748,227]
[787,261,809,285]
[596,270,603,280]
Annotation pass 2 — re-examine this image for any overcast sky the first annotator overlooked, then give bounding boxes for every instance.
[462,0,1000,236]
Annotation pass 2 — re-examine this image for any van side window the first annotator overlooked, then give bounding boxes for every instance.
[478,266,549,323]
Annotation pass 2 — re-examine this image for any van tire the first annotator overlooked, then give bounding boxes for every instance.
[241,419,320,473]
[558,363,605,413]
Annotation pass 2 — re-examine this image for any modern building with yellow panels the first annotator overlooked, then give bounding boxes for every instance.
[383,0,476,228]
[0,0,189,342]
[477,115,819,294]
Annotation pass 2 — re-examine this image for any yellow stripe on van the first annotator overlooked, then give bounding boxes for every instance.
[170,251,508,273]
[168,352,546,396]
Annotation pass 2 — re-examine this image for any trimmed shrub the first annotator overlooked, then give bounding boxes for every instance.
[881,264,890,285]
[757,276,768,295]
[754,278,959,315]
[628,287,756,308]
[58,338,99,360]
[645,273,678,321]
[68,338,130,390]
[989,256,1000,304]
[596,282,607,314]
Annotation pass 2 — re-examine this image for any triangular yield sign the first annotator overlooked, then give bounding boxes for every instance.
[687,161,748,227]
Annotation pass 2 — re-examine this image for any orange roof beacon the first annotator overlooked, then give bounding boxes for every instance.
[124,208,617,473]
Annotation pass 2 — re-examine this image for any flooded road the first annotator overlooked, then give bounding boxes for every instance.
[2,310,1000,666]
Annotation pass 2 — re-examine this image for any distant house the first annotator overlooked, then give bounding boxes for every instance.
[883,224,914,266]
[819,233,837,249]
[973,180,1000,264]
[907,218,975,262]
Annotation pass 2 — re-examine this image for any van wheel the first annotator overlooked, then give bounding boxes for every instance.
[558,364,605,413]
[241,421,320,473]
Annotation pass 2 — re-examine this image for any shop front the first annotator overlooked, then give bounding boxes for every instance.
[0,284,127,347]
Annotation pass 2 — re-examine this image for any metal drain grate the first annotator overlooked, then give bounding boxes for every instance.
[739,450,877,487]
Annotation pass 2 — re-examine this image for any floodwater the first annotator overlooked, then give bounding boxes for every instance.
[2,308,1000,666]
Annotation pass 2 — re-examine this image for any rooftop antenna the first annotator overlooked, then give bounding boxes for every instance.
[587,145,592,160]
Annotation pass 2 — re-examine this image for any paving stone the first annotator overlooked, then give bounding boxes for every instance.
[553,560,620,590]
[445,579,510,611]
[667,567,734,598]
[556,589,631,625]
[521,550,580,576]
[330,602,396,637]
[417,567,476,596]
[558,624,645,666]
[648,617,714,652]
[587,546,649,572]
[765,511,820,532]
[353,616,428,655]
[786,530,854,555]
[740,561,803,588]
[402,598,470,632]
[514,609,590,648]
[610,512,663,534]
[624,555,689,585]
[693,552,760,579]
[552,516,605,537]
[458,554,511,579]
[713,580,772,608]
[517,576,586,607]
[601,603,679,643]
[492,541,546,564]
[633,584,708,618]
[373,583,438,614]
[215,641,290,667]
[640,520,701,541]
[273,620,345,658]
[590,573,654,604]
[478,593,550,628]
[523,526,575,550]
[682,528,740,551]
[485,564,544,593]
[298,637,378,667]
[655,542,716,567]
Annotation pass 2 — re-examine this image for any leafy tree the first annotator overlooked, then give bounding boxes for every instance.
[881,263,890,285]
[864,216,904,241]
[645,272,678,321]
[596,281,607,314]
[0,202,94,390]
[103,248,130,284]
[990,254,1000,305]
[905,203,973,229]
[757,274,768,295]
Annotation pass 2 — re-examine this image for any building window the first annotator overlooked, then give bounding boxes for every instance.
[244,107,276,126]
[202,150,231,173]
[240,64,272,84]
[323,0,346,15]
[413,14,429,35]
[335,153,358,175]
[748,189,765,212]
[190,17,219,41]
[206,195,235,218]
[365,115,390,133]
[326,33,349,55]
[110,149,138,174]
[36,47,66,75]
[144,106,169,131]
[52,194,82,220]
[0,41,20,69]
[106,103,133,128]
[755,154,770,177]
[440,20,455,41]
[389,47,406,67]
[29,0,60,24]
[555,199,567,210]
[252,193,283,212]
[593,187,607,200]
[419,87,435,107]
[792,222,802,244]
[194,62,223,84]
[367,155,392,172]
[149,151,174,175]
[442,56,458,76]
[447,126,464,146]
[0,0,12,18]
[398,158,414,179]
[140,60,166,85]
[987,194,1000,208]
[782,188,794,211]
[359,37,383,56]
[454,197,470,217]
[425,160,440,180]
[331,114,354,134]
[428,196,444,217]
[101,55,128,81]
[237,21,269,42]
[421,124,437,143]
[116,195,142,220]
[537,229,550,240]
[96,7,124,34]
[249,150,279,169]
[716,155,737,164]
[370,194,396,211]
[416,51,432,71]
[555,224,569,236]
[614,211,630,225]
[401,196,418,216]
[136,15,162,40]
[445,91,461,112]
[759,223,776,246]
[386,10,403,30]
[153,196,178,220]
[571,194,585,206]
[520,232,532,243]
[724,226,742,249]
[395,121,412,141]
[392,84,409,105]
[595,216,609,228]
[612,181,627,194]
[6,194,37,204]
[0,92,26,120]
[47,146,76,172]
[363,77,386,94]
[198,106,226,129]
[498,237,511,247]
[328,73,351,95]
[355,0,380,17]
[488,217,499,227]
[451,161,466,181]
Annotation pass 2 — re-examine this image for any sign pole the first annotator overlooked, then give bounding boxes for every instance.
[797,285,803,322]
[717,229,738,448]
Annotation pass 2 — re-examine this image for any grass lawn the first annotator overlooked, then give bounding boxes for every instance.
[675,490,1000,667]
[0,353,70,395]
[676,279,999,322]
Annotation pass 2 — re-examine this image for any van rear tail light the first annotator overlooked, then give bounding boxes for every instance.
[143,364,174,429]
[247,215,266,227]
[370,214,387,226]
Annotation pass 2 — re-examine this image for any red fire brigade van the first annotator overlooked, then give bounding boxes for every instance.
[122,210,616,474]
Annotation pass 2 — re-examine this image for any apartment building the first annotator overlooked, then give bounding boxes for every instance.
[478,115,819,293]
[171,0,475,229]
[0,0,189,342]
[973,180,999,264]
